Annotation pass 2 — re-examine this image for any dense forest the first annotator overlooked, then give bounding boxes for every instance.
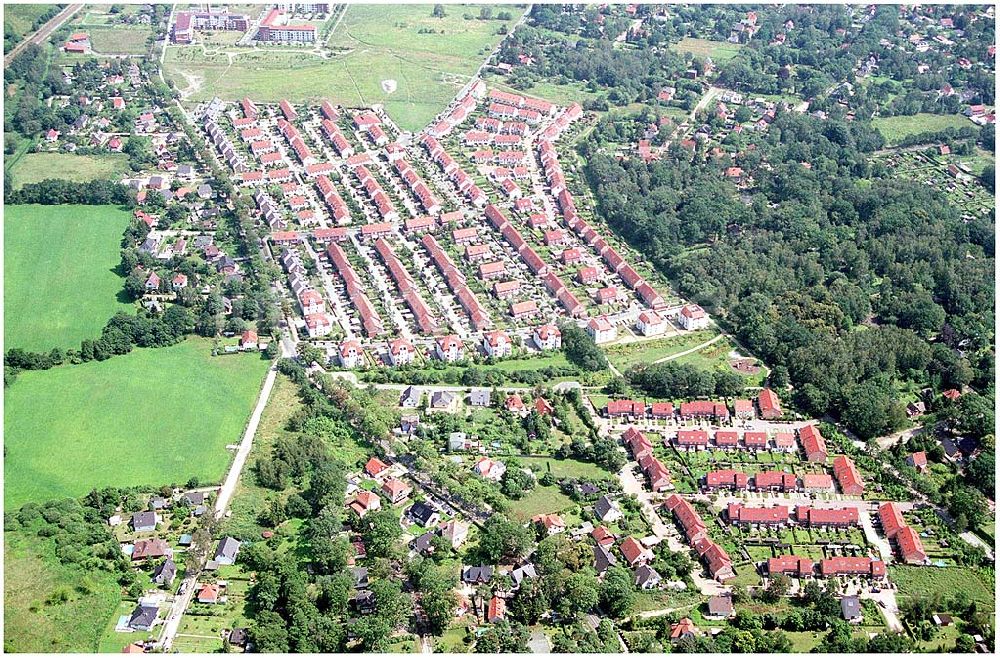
[583,109,994,441]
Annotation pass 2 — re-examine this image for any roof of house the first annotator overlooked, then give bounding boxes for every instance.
[841,596,862,619]
[619,536,648,564]
[214,536,241,562]
[708,595,734,616]
[409,500,438,525]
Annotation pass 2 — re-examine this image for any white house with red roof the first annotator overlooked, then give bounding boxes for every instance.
[435,335,463,362]
[298,289,325,315]
[239,330,258,351]
[587,316,617,344]
[678,304,709,330]
[473,457,506,481]
[533,324,561,350]
[388,338,414,366]
[338,340,364,369]
[482,331,512,358]
[171,273,188,289]
[304,313,332,338]
[635,310,667,336]
[364,456,390,479]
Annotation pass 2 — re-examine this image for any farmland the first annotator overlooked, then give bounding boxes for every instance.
[7,152,130,190]
[873,112,972,145]
[670,37,744,62]
[3,530,121,653]
[4,338,270,508]
[4,204,133,352]
[164,4,523,132]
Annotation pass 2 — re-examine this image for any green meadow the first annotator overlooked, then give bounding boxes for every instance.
[4,338,270,508]
[4,204,133,352]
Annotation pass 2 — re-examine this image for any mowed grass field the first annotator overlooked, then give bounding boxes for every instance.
[4,530,121,653]
[4,204,133,352]
[8,152,130,189]
[874,112,971,146]
[163,4,523,132]
[670,37,744,62]
[4,338,271,508]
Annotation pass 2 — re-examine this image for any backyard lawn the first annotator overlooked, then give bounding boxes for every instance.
[4,204,133,351]
[4,338,271,508]
[508,484,575,521]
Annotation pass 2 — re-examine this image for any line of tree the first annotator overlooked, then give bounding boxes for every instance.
[4,178,135,205]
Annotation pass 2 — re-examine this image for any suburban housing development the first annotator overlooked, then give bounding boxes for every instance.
[2,2,995,655]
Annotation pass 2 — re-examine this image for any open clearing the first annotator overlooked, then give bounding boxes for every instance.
[86,25,154,55]
[891,565,994,611]
[164,4,522,132]
[874,112,971,145]
[8,152,130,189]
[4,204,133,352]
[4,338,271,508]
[4,530,121,653]
[670,37,744,62]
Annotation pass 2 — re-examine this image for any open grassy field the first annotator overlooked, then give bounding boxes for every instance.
[4,204,133,351]
[4,338,271,508]
[520,456,611,481]
[4,529,121,653]
[671,37,744,62]
[86,25,154,55]
[8,152,130,189]
[891,566,994,611]
[487,76,601,107]
[874,113,971,145]
[673,336,768,387]
[164,4,523,132]
[605,330,719,372]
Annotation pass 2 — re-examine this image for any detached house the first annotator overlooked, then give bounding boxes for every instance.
[587,316,617,344]
[482,330,512,358]
[533,324,561,350]
[678,304,709,330]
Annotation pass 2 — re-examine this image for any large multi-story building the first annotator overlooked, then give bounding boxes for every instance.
[255,8,316,43]
[172,10,250,44]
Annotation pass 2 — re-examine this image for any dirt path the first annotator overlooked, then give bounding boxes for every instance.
[652,333,724,364]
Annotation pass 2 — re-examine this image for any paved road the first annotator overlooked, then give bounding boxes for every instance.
[960,531,995,560]
[4,3,83,67]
